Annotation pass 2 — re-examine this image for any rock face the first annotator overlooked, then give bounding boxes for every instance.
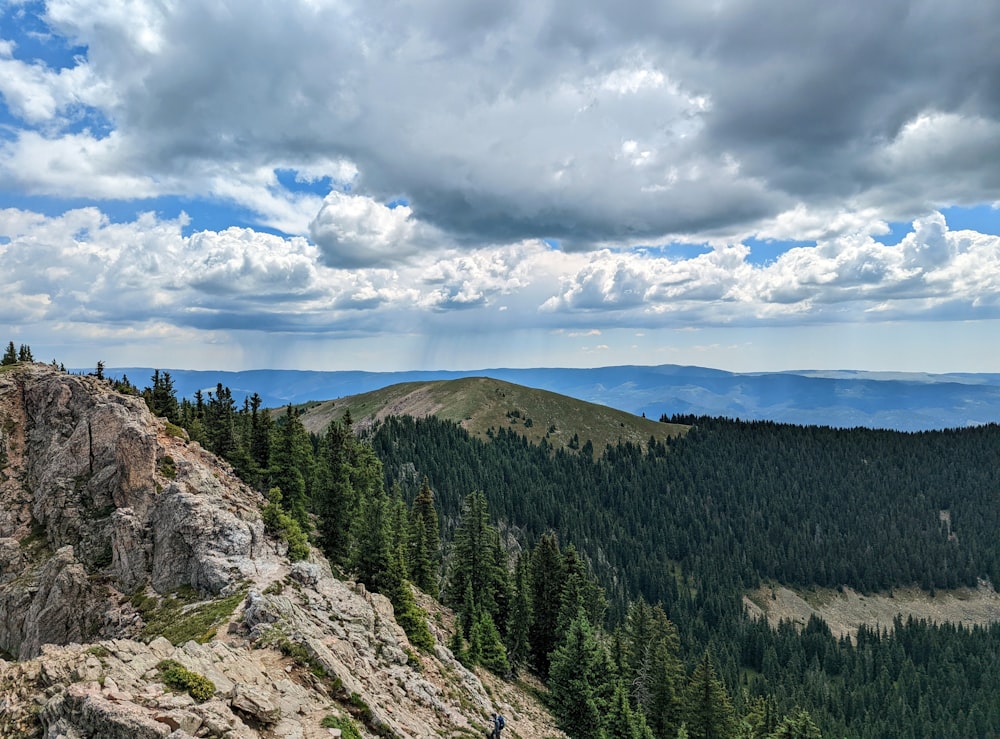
[0,364,565,738]
[0,365,266,659]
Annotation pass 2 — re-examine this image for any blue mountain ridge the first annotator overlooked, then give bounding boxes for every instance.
[101,365,1000,433]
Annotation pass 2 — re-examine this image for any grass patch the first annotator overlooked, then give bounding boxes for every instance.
[164,422,187,440]
[157,659,215,702]
[85,644,110,658]
[138,587,246,645]
[322,715,363,739]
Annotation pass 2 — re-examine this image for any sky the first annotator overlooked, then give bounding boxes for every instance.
[1,0,999,374]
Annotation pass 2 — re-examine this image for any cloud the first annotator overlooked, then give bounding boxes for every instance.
[309,192,437,268]
[3,205,1000,371]
[3,0,995,250]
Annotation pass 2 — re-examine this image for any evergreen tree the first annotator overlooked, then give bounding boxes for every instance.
[269,405,314,530]
[557,545,607,635]
[444,491,507,638]
[349,476,434,652]
[529,532,566,678]
[681,652,735,739]
[145,370,180,424]
[604,680,654,739]
[548,614,610,739]
[505,553,532,676]
[351,487,394,593]
[767,709,821,739]
[471,608,510,676]
[313,419,357,568]
[248,392,272,485]
[261,487,310,561]
[17,344,32,362]
[1,342,17,366]
[623,600,684,739]
[408,477,441,594]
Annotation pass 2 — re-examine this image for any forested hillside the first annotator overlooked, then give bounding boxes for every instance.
[370,415,1000,738]
[54,355,1000,738]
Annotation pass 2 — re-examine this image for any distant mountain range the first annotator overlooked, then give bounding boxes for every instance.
[103,364,1000,432]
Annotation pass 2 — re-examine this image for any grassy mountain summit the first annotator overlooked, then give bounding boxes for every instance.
[297,376,688,453]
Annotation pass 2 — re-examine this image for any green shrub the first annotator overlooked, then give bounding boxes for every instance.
[157,455,177,479]
[157,659,215,702]
[262,493,310,562]
[321,715,363,739]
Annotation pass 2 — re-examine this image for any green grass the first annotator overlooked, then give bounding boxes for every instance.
[297,377,688,457]
[137,587,246,645]
[322,714,363,739]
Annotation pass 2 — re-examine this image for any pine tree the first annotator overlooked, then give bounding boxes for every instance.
[249,393,272,484]
[624,600,684,739]
[505,553,532,675]
[681,652,735,739]
[471,608,510,676]
[351,487,394,594]
[269,405,314,530]
[547,614,610,739]
[408,477,441,594]
[529,532,566,678]
[444,492,505,626]
[313,420,356,568]
[767,708,821,739]
[145,370,180,424]
[604,680,654,739]
[17,344,32,362]
[1,342,17,366]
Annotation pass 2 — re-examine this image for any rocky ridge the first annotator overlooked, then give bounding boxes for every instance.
[0,364,564,738]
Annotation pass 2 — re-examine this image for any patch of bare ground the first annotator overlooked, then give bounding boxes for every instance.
[744,580,1000,643]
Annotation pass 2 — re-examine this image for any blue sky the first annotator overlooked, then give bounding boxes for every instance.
[1,0,1000,373]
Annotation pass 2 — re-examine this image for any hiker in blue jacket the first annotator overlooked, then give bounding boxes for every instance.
[490,712,505,738]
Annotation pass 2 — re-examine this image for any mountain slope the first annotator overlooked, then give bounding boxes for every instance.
[0,364,563,738]
[296,376,688,453]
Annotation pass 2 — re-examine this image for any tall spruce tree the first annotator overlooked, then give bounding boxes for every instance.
[269,405,314,530]
[408,477,441,594]
[681,652,735,739]
[547,613,611,739]
[1,342,16,366]
[313,419,356,567]
[505,553,532,676]
[623,600,684,738]
[529,531,566,678]
[604,680,654,739]
[444,492,505,620]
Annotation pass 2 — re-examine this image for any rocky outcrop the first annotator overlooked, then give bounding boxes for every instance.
[0,365,267,659]
[0,364,565,738]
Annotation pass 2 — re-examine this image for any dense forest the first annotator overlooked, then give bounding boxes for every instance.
[9,347,999,738]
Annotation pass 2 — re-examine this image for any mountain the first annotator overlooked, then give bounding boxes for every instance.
[0,363,562,738]
[106,364,1000,431]
[295,376,689,454]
